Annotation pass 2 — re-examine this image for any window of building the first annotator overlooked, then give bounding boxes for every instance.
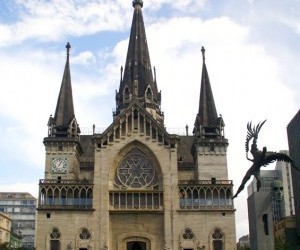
[116,148,158,189]
[50,228,61,250]
[212,228,224,250]
[50,228,61,239]
[79,228,91,240]
[183,228,194,240]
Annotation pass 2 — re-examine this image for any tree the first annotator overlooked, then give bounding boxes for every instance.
[275,238,296,250]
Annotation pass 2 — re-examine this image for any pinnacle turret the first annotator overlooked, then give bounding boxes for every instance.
[194,47,224,139]
[47,43,80,138]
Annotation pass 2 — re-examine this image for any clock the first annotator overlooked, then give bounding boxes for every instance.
[52,157,67,173]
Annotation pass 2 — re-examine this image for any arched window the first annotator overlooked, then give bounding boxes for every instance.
[50,228,61,250]
[212,228,224,250]
[123,87,130,102]
[50,228,60,239]
[145,87,152,100]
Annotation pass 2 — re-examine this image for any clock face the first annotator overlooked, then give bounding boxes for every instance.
[52,157,67,173]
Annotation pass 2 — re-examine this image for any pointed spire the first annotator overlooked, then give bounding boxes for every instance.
[114,1,163,124]
[201,46,205,63]
[194,47,224,138]
[50,43,80,138]
[66,42,71,62]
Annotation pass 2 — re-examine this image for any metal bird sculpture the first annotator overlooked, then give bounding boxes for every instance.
[232,120,299,199]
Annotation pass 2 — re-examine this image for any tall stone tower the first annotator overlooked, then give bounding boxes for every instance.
[35,1,236,250]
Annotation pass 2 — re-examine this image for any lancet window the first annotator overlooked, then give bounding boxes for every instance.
[212,228,224,250]
[38,179,93,210]
[50,228,61,250]
[178,182,233,210]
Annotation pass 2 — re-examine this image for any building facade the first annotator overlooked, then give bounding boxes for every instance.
[236,234,250,250]
[275,151,295,218]
[35,1,236,249]
[247,159,297,249]
[287,109,300,249]
[0,192,36,249]
[0,212,11,246]
[287,110,300,234]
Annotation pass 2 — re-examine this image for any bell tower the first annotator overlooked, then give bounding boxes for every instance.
[193,47,229,180]
[44,43,82,180]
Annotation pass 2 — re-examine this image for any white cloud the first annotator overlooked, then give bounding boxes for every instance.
[0,1,132,46]
[72,51,96,65]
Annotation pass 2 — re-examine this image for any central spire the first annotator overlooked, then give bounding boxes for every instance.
[114,1,163,124]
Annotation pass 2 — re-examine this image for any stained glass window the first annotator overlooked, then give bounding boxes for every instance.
[117,148,158,188]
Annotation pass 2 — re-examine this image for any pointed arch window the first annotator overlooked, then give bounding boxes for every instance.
[145,86,153,100]
[212,228,224,250]
[50,228,61,250]
[123,87,130,102]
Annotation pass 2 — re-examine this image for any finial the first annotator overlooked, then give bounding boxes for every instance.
[120,66,123,82]
[132,0,143,8]
[66,42,71,59]
[201,46,205,63]
[153,66,156,83]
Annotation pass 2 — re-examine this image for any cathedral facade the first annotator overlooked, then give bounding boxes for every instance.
[35,1,236,249]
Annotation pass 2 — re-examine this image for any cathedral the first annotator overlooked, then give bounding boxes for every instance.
[35,1,236,249]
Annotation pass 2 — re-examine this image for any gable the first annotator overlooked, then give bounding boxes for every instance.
[93,102,178,149]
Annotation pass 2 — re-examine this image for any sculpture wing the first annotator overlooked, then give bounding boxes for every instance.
[245,120,267,156]
[245,122,253,154]
[263,152,300,171]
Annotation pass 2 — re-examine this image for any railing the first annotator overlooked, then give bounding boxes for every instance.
[109,191,163,211]
[178,180,234,210]
[39,179,93,185]
[178,180,233,185]
[38,179,93,210]
[80,127,193,136]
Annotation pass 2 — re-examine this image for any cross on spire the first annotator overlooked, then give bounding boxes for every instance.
[201,46,205,63]
[66,42,71,60]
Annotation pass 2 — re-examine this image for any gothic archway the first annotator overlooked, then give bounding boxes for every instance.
[127,241,146,250]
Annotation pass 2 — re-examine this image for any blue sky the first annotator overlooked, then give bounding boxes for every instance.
[1,0,300,241]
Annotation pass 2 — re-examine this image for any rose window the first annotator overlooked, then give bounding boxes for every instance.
[117,148,157,188]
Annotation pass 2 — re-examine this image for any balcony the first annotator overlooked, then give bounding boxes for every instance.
[37,179,93,211]
[178,180,234,210]
[109,191,163,212]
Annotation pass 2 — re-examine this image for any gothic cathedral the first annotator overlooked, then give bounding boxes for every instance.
[35,1,236,249]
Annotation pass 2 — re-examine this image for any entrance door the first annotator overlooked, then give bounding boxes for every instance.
[127,241,146,250]
[213,240,223,250]
[50,240,60,250]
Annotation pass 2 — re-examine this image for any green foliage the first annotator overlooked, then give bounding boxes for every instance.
[0,242,9,250]
[0,243,32,250]
[238,246,250,250]
[275,238,296,250]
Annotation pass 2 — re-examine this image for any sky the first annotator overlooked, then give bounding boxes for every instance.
[0,0,300,242]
